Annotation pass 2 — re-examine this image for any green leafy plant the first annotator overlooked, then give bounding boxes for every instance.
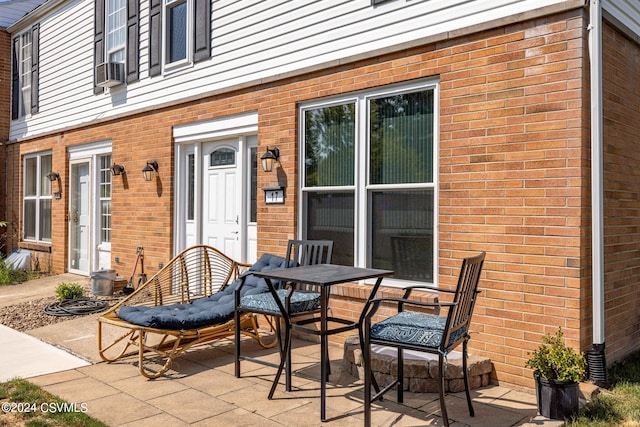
[526,327,587,383]
[55,282,85,301]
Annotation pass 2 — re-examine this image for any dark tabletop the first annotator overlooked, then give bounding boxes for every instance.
[252,263,394,286]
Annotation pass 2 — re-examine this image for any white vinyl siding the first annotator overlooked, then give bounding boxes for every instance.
[603,0,640,39]
[10,0,631,141]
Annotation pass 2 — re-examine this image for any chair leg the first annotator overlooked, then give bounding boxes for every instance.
[397,347,404,404]
[234,309,241,378]
[269,320,291,399]
[463,340,475,417]
[364,328,372,427]
[438,353,450,427]
[285,321,292,392]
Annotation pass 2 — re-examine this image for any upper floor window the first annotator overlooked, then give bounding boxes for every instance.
[106,0,126,63]
[93,0,138,93]
[23,152,52,243]
[300,81,437,283]
[148,0,211,76]
[165,0,188,66]
[11,25,39,119]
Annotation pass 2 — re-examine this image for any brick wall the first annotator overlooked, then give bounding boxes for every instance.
[0,30,11,252]
[6,8,640,388]
[602,20,640,364]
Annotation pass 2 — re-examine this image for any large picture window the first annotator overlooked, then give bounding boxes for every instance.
[301,82,437,282]
[23,153,52,242]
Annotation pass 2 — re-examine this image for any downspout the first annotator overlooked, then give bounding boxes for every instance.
[587,0,608,387]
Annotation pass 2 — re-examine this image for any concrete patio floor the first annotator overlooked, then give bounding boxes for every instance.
[1,273,563,426]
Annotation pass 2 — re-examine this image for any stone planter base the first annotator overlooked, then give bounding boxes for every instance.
[343,335,493,393]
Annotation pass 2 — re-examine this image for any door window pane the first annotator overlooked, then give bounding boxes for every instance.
[250,148,257,223]
[187,153,195,220]
[100,155,112,243]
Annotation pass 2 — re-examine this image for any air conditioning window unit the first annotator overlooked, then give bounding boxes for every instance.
[96,62,124,87]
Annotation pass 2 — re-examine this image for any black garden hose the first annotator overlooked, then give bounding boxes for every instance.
[44,299,110,317]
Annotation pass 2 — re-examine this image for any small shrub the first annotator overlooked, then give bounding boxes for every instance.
[55,282,85,301]
[526,327,587,383]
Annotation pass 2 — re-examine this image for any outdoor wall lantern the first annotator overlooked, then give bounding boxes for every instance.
[46,171,62,200]
[46,171,60,182]
[142,160,159,181]
[111,163,125,176]
[260,147,280,172]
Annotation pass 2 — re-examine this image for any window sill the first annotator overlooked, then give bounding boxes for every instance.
[18,241,52,253]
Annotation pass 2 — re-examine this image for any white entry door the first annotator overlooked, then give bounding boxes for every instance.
[69,161,90,273]
[202,141,241,259]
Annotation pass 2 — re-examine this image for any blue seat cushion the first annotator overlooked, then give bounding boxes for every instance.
[117,253,287,329]
[369,311,466,349]
[238,289,320,315]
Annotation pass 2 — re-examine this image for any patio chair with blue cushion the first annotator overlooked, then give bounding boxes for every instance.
[97,245,287,378]
[362,252,485,427]
[234,239,333,398]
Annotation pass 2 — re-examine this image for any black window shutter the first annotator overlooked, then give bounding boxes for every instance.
[94,0,105,94]
[31,24,40,114]
[193,0,211,63]
[126,0,139,83]
[11,37,19,120]
[148,0,162,77]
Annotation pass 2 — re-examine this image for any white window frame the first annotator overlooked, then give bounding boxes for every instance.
[23,151,53,243]
[299,79,439,286]
[105,0,127,63]
[98,154,112,244]
[163,0,193,72]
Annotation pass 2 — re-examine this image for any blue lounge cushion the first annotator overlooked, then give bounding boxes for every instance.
[369,311,466,349]
[238,288,320,315]
[117,253,287,329]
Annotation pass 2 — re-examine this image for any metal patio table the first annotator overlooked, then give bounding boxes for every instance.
[252,263,394,422]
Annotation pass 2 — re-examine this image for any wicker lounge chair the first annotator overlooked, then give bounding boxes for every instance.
[97,245,286,378]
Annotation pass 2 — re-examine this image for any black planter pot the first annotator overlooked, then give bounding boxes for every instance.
[535,376,580,420]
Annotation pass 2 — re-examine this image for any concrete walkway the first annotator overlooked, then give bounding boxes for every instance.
[0,274,563,426]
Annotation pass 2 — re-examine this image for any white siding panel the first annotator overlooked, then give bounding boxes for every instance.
[603,0,640,40]
[11,0,579,141]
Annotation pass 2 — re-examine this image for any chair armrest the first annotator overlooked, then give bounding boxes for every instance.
[402,284,456,294]
[370,297,456,309]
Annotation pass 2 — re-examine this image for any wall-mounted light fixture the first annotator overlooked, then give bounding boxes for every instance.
[46,171,60,182]
[260,147,280,172]
[142,160,159,181]
[46,171,62,200]
[111,163,125,176]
